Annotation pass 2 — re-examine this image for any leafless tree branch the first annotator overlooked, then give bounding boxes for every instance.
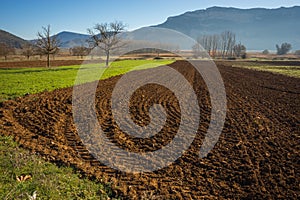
[36,25,60,67]
[88,21,126,66]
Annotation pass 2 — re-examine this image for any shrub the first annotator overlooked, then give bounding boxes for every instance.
[276,43,292,55]
[262,49,269,55]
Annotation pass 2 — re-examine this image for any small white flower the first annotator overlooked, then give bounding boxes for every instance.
[27,191,37,200]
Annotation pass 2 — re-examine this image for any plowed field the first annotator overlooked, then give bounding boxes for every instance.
[0,61,299,199]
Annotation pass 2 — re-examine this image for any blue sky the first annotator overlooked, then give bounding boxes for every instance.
[1,0,299,40]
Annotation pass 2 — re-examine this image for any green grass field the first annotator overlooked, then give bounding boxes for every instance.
[0,136,117,199]
[0,59,174,199]
[0,59,174,101]
[232,64,300,78]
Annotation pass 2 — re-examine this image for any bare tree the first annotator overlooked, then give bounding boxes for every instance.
[233,42,246,58]
[225,31,236,57]
[196,31,238,58]
[192,43,202,58]
[220,32,227,57]
[220,31,236,58]
[198,35,212,55]
[0,43,15,60]
[87,21,126,66]
[22,43,35,60]
[211,34,220,58]
[199,34,219,57]
[70,46,91,58]
[36,25,60,67]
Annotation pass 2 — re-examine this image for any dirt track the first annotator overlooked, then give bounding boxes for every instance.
[0,61,299,199]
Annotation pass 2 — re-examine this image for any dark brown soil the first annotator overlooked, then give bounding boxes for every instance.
[0,60,299,199]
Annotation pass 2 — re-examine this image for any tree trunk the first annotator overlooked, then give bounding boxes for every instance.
[105,51,109,67]
[47,53,50,67]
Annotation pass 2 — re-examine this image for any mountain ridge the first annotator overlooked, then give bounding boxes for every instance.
[154,6,300,50]
[54,31,90,48]
[0,6,299,50]
[0,29,29,48]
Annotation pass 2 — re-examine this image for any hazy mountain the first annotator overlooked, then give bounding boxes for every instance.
[55,31,90,48]
[154,6,300,50]
[53,29,194,49]
[28,31,91,48]
[122,27,195,50]
[0,29,29,48]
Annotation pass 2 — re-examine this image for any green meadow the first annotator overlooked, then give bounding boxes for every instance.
[0,136,117,199]
[232,64,300,78]
[0,59,174,101]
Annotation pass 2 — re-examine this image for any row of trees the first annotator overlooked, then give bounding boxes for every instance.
[192,31,246,59]
[35,22,126,67]
[0,25,298,64]
[0,43,15,60]
[0,22,126,67]
[13,43,91,60]
[69,46,91,58]
[262,43,293,55]
[0,25,61,65]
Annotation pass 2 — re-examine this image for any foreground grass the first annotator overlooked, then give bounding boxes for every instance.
[0,59,174,101]
[0,136,117,199]
[232,64,300,78]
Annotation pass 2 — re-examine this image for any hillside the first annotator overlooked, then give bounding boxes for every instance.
[154,6,300,50]
[55,31,90,48]
[0,29,29,48]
